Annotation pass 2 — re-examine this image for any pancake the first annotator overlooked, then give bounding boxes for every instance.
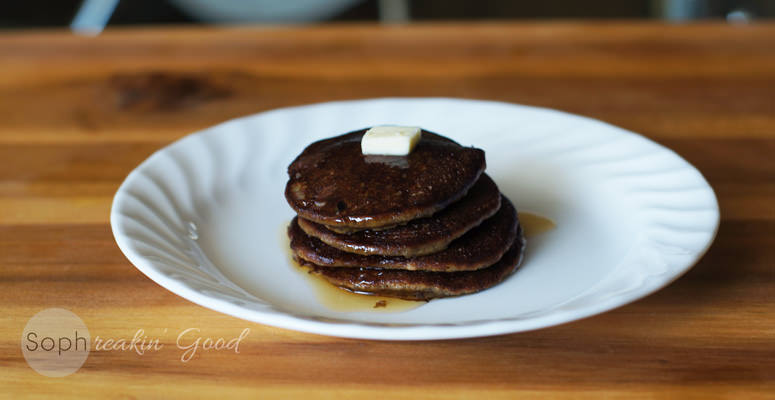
[285,128,486,230]
[296,174,501,257]
[298,230,526,301]
[289,196,518,271]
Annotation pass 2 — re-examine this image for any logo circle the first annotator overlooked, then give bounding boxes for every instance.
[21,308,90,377]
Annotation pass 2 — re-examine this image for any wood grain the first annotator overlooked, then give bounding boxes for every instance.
[0,23,773,399]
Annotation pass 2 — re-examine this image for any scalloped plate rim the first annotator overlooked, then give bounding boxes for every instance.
[110,97,720,340]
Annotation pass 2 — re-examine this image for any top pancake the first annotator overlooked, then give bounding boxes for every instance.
[296,174,502,257]
[285,128,486,230]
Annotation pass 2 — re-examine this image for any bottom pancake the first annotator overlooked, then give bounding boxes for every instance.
[297,227,526,301]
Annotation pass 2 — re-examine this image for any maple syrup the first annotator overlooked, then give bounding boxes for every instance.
[282,227,424,312]
[519,212,556,237]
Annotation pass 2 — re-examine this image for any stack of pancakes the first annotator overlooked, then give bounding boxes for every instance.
[285,128,526,300]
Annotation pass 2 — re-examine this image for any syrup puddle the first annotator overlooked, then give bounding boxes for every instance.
[294,265,424,313]
[519,212,556,237]
[282,211,554,313]
[282,228,424,312]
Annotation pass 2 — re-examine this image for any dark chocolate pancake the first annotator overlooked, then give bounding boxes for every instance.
[285,129,486,230]
[296,174,501,257]
[298,230,526,301]
[290,196,518,271]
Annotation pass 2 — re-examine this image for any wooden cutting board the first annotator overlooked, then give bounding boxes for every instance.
[1,22,773,398]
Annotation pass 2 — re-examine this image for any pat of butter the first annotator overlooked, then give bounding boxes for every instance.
[361,126,422,156]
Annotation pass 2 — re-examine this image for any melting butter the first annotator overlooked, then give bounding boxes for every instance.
[361,126,421,156]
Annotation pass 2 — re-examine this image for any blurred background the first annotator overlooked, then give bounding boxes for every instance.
[3,0,774,33]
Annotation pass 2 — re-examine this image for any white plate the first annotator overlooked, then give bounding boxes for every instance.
[111,98,719,340]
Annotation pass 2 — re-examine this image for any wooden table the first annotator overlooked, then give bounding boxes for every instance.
[1,23,773,398]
